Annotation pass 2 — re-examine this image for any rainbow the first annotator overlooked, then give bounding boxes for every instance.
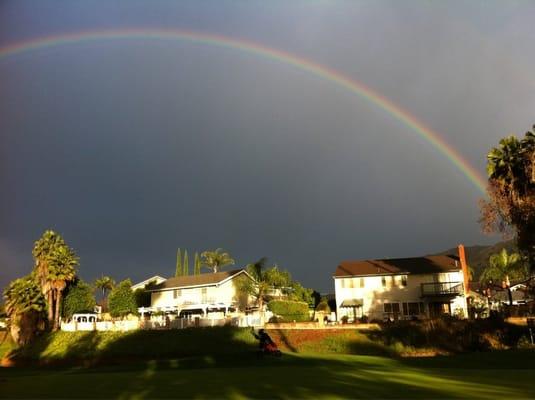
[0,28,487,193]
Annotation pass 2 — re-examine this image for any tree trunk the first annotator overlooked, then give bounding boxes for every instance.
[47,290,55,328]
[54,290,62,331]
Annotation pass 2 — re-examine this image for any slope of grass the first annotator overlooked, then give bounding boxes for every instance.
[9,327,257,364]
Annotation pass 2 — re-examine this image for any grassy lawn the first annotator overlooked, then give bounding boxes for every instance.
[1,327,534,399]
[1,351,535,399]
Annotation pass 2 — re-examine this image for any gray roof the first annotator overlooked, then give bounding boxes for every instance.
[334,255,460,277]
[150,269,248,291]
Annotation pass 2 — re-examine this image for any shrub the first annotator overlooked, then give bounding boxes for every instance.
[62,281,96,319]
[315,298,331,313]
[108,280,137,318]
[267,300,310,322]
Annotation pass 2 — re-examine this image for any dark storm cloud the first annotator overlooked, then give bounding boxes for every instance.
[1,1,534,291]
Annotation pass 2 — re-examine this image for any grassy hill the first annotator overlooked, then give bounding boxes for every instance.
[437,240,516,281]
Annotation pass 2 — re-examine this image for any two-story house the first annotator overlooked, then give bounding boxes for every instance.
[145,269,255,317]
[334,245,470,321]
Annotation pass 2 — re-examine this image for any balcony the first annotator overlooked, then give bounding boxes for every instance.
[421,282,463,297]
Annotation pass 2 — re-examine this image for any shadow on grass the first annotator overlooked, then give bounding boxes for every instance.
[3,327,535,399]
[3,350,535,399]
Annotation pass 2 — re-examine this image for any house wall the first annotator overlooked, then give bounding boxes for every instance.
[150,274,252,310]
[334,271,468,321]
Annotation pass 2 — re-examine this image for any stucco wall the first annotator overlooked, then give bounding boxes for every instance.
[150,273,253,309]
[334,271,467,321]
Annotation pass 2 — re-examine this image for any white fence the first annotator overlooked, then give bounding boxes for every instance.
[61,315,264,332]
[61,320,139,332]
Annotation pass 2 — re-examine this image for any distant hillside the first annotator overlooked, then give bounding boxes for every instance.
[437,240,516,281]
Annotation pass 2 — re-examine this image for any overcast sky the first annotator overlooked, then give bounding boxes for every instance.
[1,1,534,292]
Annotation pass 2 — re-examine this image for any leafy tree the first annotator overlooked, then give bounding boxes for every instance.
[236,258,311,311]
[183,250,189,276]
[134,288,151,308]
[480,127,535,273]
[3,275,46,345]
[108,279,137,318]
[194,252,201,275]
[175,248,183,277]
[288,281,314,306]
[480,249,528,305]
[201,248,235,273]
[62,281,96,319]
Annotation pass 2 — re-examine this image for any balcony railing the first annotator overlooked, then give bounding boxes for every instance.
[421,282,463,297]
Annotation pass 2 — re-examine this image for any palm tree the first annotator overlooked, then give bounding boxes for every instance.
[32,230,65,326]
[200,248,235,273]
[487,136,524,200]
[94,276,115,299]
[480,249,527,306]
[47,245,78,330]
[520,128,535,183]
[4,275,46,344]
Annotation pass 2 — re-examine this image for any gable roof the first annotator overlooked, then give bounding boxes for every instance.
[131,275,167,290]
[334,255,460,278]
[150,269,251,291]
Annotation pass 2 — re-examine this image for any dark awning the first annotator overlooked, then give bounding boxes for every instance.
[340,299,363,307]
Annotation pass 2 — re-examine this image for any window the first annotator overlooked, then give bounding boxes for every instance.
[341,279,346,289]
[408,302,419,315]
[384,303,400,313]
[173,289,181,299]
[401,302,424,316]
[401,275,408,287]
[359,278,365,288]
[381,276,387,287]
[201,288,208,303]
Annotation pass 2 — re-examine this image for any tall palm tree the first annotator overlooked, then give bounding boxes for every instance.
[200,248,235,273]
[487,136,524,200]
[47,245,78,330]
[480,249,527,305]
[32,230,66,326]
[94,276,115,299]
[520,129,535,183]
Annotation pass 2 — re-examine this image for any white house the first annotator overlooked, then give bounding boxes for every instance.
[334,245,470,322]
[142,269,255,317]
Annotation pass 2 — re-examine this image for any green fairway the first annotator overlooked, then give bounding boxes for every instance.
[1,351,535,399]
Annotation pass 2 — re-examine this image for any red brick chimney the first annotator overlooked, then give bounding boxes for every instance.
[458,244,470,295]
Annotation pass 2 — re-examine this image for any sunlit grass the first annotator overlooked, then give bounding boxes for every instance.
[2,352,534,399]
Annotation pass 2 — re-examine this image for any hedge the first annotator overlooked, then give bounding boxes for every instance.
[267,300,310,322]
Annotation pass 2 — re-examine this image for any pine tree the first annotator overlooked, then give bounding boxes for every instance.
[175,248,182,277]
[194,252,201,275]
[183,250,189,276]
